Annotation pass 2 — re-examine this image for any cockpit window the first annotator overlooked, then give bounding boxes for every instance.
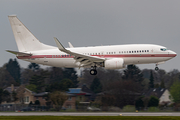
[160,48,167,51]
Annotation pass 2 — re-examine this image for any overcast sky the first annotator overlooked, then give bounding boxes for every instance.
[0,0,179,72]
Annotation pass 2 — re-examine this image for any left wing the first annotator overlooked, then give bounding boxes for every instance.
[54,37,105,67]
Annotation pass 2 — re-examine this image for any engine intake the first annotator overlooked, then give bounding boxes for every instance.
[104,58,125,69]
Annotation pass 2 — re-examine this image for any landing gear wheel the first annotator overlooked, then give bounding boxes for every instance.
[155,67,159,71]
[90,69,97,75]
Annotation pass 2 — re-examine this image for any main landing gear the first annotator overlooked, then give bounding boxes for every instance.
[90,66,97,75]
[155,64,159,71]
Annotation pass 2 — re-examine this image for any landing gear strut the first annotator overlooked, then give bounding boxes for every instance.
[155,64,159,71]
[90,66,97,75]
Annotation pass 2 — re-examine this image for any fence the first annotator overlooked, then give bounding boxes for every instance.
[0,104,51,112]
[0,104,179,112]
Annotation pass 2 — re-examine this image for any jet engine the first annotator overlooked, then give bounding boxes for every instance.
[104,58,125,69]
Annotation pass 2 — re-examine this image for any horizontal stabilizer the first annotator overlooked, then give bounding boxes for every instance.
[6,50,32,56]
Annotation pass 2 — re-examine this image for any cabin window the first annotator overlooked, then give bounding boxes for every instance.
[129,51,131,53]
[142,50,144,52]
[147,50,149,52]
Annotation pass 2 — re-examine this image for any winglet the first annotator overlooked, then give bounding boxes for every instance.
[54,37,66,52]
[68,42,74,48]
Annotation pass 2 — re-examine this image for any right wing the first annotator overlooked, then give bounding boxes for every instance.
[54,37,105,67]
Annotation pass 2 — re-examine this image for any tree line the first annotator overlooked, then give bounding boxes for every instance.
[0,58,180,109]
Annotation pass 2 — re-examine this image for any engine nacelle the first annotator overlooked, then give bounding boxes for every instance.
[104,58,125,69]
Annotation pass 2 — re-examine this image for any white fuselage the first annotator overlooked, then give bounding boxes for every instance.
[17,44,176,69]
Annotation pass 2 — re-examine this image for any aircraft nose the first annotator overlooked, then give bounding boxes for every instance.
[169,50,177,57]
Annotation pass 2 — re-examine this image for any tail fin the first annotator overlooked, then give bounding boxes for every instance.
[8,15,55,52]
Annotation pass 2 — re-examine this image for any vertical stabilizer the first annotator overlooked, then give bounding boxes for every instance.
[8,15,55,52]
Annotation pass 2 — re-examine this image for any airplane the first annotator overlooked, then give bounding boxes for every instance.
[7,15,177,75]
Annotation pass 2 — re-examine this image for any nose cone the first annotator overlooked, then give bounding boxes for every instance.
[169,50,177,57]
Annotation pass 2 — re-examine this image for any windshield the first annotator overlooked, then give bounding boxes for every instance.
[160,48,167,51]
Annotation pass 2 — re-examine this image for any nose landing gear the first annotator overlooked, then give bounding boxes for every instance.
[155,64,159,71]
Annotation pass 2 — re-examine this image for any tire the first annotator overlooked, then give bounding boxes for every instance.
[90,69,97,75]
[155,67,159,71]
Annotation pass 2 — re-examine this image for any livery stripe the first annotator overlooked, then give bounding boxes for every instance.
[17,54,176,59]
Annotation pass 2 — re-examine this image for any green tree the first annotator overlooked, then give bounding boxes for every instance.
[160,79,165,88]
[46,79,74,92]
[123,65,144,83]
[170,80,180,103]
[0,65,17,88]
[29,70,49,93]
[59,79,74,91]
[90,77,102,93]
[48,67,64,84]
[29,74,44,92]
[26,84,37,92]
[148,96,159,107]
[21,68,36,85]
[63,68,78,87]
[50,91,67,111]
[122,65,144,92]
[28,63,40,71]
[0,88,10,104]
[149,70,154,88]
[6,59,21,84]
[135,96,144,109]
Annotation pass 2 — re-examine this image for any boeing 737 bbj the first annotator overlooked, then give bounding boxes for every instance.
[7,15,177,75]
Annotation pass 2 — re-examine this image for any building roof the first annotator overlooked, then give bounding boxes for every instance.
[143,88,167,98]
[68,88,82,94]
[67,85,96,101]
[67,85,93,95]
[4,86,19,93]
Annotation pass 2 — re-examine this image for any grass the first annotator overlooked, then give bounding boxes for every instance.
[0,116,180,120]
